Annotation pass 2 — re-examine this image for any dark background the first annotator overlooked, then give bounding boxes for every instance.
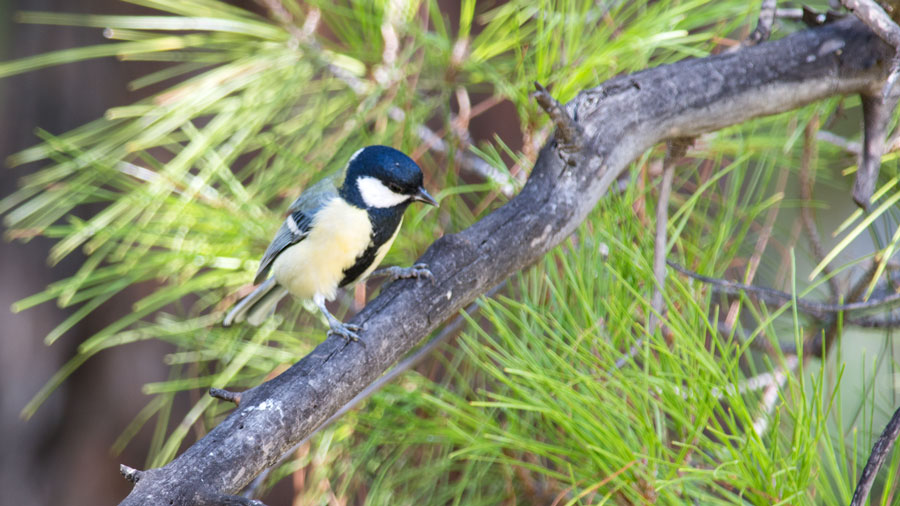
[2,1,185,504]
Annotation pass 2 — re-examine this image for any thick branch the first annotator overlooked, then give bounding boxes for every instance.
[120,18,892,505]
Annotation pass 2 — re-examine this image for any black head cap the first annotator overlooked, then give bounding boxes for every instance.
[341,145,437,208]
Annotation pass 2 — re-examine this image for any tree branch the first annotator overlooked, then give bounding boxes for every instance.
[650,138,691,330]
[667,260,900,318]
[841,0,900,48]
[850,405,900,506]
[240,282,505,499]
[841,0,900,207]
[119,18,892,505]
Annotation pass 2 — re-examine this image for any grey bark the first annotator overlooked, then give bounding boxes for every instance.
[119,17,892,505]
[850,405,900,506]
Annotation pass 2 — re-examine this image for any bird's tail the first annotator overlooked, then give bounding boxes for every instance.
[222,278,289,327]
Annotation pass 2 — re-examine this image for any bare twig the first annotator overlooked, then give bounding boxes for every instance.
[806,260,898,356]
[750,358,796,436]
[533,82,583,154]
[374,2,401,85]
[613,338,644,370]
[748,0,778,45]
[256,0,304,38]
[209,388,242,406]
[817,130,863,155]
[845,313,900,327]
[668,260,900,317]
[775,7,804,20]
[850,405,900,506]
[665,356,798,401]
[650,138,692,330]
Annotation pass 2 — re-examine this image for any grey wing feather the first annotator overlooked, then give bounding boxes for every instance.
[287,171,344,213]
[252,172,343,285]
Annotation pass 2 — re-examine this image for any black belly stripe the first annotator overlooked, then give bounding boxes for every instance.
[339,204,406,286]
[339,241,382,287]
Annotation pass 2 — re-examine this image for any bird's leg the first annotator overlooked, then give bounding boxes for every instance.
[314,294,361,341]
[371,263,435,284]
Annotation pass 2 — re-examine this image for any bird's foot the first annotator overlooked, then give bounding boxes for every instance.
[374,263,435,284]
[327,321,362,342]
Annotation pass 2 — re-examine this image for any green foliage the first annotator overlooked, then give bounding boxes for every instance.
[339,143,893,504]
[3,0,900,504]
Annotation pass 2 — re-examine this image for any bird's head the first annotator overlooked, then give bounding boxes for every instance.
[341,145,438,209]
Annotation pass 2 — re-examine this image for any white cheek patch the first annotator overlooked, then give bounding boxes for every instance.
[357,176,410,208]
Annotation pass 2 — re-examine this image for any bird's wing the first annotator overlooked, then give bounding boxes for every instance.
[287,170,344,214]
[252,172,343,285]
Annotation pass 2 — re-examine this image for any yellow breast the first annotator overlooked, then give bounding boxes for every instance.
[271,197,372,301]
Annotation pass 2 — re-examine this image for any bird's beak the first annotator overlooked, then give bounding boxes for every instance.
[413,187,438,206]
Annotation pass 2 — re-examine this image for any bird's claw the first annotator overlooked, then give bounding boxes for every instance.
[403,263,435,284]
[327,322,362,342]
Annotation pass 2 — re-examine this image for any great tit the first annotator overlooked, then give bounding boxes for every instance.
[223,145,438,340]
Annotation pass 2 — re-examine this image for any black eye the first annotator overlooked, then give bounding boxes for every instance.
[388,182,402,193]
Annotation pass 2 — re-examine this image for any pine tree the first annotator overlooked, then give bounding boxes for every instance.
[3,1,900,504]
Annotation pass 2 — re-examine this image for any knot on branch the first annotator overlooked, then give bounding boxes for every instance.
[533,82,583,164]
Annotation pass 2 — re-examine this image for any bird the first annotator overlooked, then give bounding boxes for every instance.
[222,145,438,340]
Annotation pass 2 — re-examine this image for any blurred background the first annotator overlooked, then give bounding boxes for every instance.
[1,1,172,504]
[3,1,900,505]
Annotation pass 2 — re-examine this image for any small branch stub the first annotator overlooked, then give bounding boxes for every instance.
[748,0,778,45]
[533,82,583,157]
[209,387,243,406]
[120,464,142,484]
